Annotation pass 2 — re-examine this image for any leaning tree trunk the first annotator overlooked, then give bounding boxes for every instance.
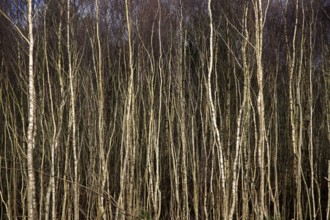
[207,0,228,219]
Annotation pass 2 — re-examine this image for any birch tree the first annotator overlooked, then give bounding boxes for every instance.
[67,0,79,218]
[207,0,228,219]
[27,0,37,219]
[116,0,135,218]
[253,0,267,218]
[95,0,107,218]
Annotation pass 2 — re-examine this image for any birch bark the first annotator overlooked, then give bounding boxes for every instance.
[27,0,37,219]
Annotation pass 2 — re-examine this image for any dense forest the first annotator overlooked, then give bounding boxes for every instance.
[0,0,330,219]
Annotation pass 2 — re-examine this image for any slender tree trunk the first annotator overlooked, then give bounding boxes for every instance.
[273,53,280,218]
[241,4,251,220]
[308,7,316,219]
[177,2,189,219]
[43,5,59,219]
[166,97,180,219]
[207,0,227,218]
[191,117,199,220]
[327,161,330,220]
[127,12,135,220]
[27,0,37,219]
[67,0,79,218]
[253,0,267,218]
[296,5,305,219]
[95,0,107,218]
[286,0,302,218]
[155,1,162,217]
[117,1,135,218]
[54,3,65,219]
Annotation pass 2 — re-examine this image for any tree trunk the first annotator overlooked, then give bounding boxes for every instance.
[67,0,79,218]
[207,0,228,218]
[253,0,267,218]
[27,0,38,219]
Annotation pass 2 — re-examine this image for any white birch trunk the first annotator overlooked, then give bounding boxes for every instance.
[27,0,37,219]
[95,0,107,218]
[207,0,227,218]
[67,0,79,218]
